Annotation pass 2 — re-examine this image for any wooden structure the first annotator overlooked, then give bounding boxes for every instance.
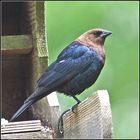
[1,1,57,131]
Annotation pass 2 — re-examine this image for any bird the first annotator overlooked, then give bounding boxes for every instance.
[10,28,112,122]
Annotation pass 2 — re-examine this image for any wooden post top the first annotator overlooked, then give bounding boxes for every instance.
[63,90,113,139]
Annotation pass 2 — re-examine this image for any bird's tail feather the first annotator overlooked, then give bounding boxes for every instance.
[9,89,51,122]
[9,99,35,122]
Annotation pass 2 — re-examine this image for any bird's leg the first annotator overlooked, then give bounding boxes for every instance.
[72,95,81,103]
[58,96,81,135]
[71,95,81,113]
[58,108,70,135]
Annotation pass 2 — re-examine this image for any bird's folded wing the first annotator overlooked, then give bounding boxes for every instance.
[26,45,94,102]
[37,45,94,88]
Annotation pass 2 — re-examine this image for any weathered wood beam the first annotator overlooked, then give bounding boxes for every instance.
[1,131,53,139]
[1,120,53,139]
[1,120,42,134]
[23,1,52,128]
[63,90,113,139]
[1,35,33,56]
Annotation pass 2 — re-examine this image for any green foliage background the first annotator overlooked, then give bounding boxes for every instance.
[45,1,139,138]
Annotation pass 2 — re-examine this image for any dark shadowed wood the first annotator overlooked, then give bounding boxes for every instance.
[2,2,60,137]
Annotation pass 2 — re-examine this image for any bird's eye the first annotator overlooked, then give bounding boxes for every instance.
[93,31,102,36]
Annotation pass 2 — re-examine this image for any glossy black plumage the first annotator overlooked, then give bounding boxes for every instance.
[56,41,104,95]
[10,28,111,122]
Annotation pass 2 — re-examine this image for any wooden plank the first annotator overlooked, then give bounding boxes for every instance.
[1,120,53,139]
[1,35,33,55]
[63,90,113,139]
[47,92,61,137]
[35,2,48,57]
[50,106,61,137]
[23,1,52,130]
[1,120,42,134]
[1,131,53,139]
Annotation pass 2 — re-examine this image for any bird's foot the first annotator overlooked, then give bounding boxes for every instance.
[58,98,81,135]
[71,101,81,113]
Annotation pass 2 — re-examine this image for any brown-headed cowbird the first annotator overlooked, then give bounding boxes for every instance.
[10,28,112,122]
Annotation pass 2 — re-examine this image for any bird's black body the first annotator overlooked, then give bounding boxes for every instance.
[56,41,104,95]
[10,28,111,122]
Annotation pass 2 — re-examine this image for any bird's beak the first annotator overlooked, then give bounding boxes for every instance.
[100,31,112,38]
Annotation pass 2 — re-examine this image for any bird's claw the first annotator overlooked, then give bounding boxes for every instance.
[71,102,80,113]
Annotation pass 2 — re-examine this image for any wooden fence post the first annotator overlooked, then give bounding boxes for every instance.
[23,2,52,126]
[63,90,113,139]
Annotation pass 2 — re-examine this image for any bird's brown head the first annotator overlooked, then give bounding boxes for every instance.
[76,28,112,47]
